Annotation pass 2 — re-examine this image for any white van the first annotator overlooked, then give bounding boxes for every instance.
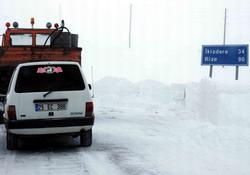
[4,61,94,150]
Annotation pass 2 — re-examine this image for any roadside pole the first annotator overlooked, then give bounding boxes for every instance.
[91,66,94,98]
[210,8,227,78]
[129,3,132,48]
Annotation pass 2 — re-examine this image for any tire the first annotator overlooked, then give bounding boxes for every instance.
[80,129,92,147]
[0,118,3,124]
[0,111,4,124]
[6,132,18,150]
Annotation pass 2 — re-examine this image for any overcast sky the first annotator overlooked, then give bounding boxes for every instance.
[1,0,250,84]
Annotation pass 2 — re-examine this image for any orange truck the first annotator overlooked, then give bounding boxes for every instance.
[0,18,82,121]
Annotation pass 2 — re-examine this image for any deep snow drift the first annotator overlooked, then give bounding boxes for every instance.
[0,77,250,175]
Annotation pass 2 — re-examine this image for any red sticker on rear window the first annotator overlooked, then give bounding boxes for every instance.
[37,66,63,74]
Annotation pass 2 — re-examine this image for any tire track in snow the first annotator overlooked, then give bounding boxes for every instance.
[93,105,167,175]
[87,136,164,175]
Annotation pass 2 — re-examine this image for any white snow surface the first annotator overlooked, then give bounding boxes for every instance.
[1,77,250,175]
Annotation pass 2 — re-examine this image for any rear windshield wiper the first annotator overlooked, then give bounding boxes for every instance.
[43,91,53,98]
[43,81,76,98]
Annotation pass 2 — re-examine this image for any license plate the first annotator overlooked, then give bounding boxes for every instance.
[35,103,66,112]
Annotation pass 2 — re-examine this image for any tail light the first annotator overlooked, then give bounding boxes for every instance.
[85,102,93,117]
[7,105,17,120]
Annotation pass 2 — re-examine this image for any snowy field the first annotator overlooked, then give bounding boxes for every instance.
[1,77,250,175]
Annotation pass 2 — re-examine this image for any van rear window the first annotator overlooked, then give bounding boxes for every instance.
[15,64,85,93]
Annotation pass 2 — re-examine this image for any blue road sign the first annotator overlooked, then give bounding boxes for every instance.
[201,45,248,66]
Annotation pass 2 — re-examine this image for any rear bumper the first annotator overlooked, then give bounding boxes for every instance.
[5,116,94,130]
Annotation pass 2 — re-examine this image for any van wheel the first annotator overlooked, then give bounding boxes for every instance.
[80,129,92,147]
[6,132,18,150]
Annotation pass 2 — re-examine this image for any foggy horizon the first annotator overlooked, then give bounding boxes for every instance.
[1,0,250,84]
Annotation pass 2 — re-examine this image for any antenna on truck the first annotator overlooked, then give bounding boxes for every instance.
[59,4,62,22]
[91,66,95,98]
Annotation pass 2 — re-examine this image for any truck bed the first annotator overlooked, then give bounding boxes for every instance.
[0,47,82,67]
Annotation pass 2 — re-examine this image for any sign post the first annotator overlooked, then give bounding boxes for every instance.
[201,45,249,79]
[209,65,213,78]
[236,66,239,80]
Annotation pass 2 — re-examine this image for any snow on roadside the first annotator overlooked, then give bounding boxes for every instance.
[94,77,250,175]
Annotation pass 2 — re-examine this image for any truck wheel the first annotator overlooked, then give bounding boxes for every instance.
[6,132,18,150]
[80,129,92,147]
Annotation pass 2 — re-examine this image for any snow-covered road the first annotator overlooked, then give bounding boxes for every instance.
[1,77,250,175]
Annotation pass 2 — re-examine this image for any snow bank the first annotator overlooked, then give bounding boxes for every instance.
[95,76,250,127]
[93,77,250,175]
[185,78,250,127]
[94,76,185,107]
